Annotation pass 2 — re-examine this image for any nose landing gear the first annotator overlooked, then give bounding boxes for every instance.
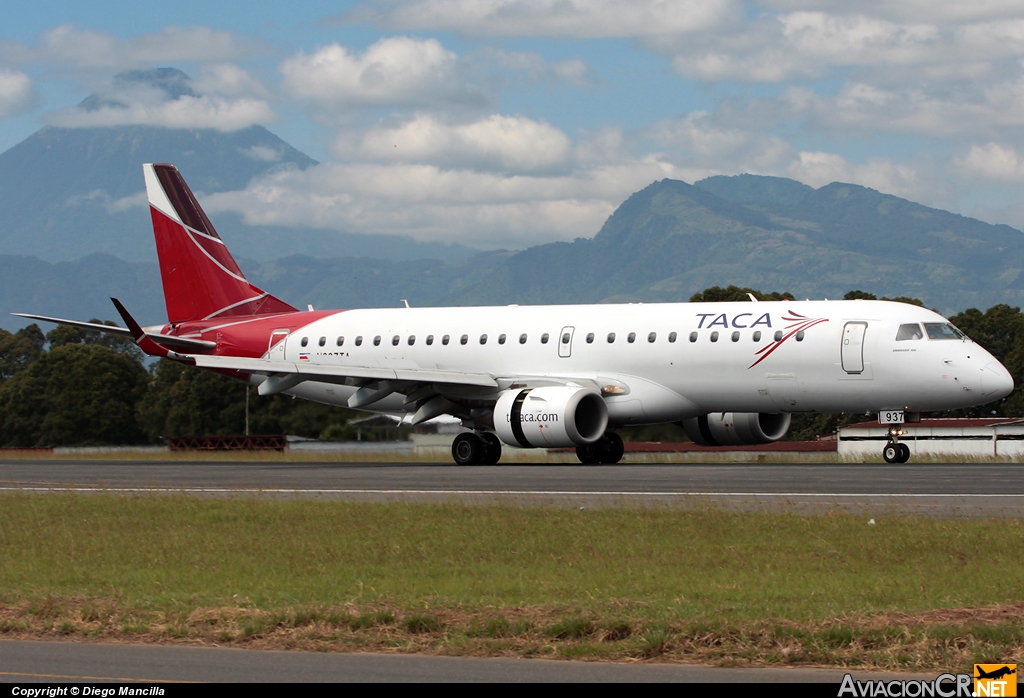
[882,425,911,463]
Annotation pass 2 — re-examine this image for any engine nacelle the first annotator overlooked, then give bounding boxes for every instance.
[494,386,608,448]
[683,412,791,446]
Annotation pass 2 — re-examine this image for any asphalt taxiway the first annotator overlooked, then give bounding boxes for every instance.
[1,459,1022,516]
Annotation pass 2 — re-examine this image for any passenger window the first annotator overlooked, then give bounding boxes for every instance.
[607,332,616,343]
[648,332,656,343]
[460,334,469,345]
[392,335,400,346]
[426,335,434,346]
[442,334,450,345]
[627,332,636,343]
[774,331,783,342]
[336,336,344,346]
[586,333,594,343]
[498,334,506,345]
[318,336,326,347]
[796,330,805,341]
[355,336,363,346]
[731,331,739,342]
[710,331,719,342]
[896,323,924,341]
[519,333,527,344]
[480,334,488,345]
[541,333,550,344]
[373,336,382,346]
[752,331,761,342]
[408,335,416,345]
[561,332,570,344]
[689,332,697,342]
[300,337,309,347]
[668,332,677,343]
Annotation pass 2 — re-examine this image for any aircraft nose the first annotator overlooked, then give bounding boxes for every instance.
[981,362,1015,399]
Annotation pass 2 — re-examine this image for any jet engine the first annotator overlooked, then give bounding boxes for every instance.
[494,386,608,448]
[682,412,791,446]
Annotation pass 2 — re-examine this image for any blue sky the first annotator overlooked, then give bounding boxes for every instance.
[4,1,1024,249]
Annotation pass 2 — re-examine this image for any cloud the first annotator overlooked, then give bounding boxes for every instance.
[48,94,273,131]
[342,0,738,38]
[640,113,796,175]
[201,157,681,249]
[1,24,256,70]
[0,69,34,118]
[240,145,284,162]
[193,64,270,99]
[956,143,1024,183]
[771,77,1024,138]
[280,36,485,109]
[336,113,573,173]
[46,71,274,132]
[787,150,955,207]
[64,189,147,213]
[488,50,591,87]
[759,1,1024,25]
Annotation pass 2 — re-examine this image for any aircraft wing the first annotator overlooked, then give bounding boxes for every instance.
[11,312,217,351]
[188,354,499,390]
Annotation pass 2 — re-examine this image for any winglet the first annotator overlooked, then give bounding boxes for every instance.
[111,298,193,363]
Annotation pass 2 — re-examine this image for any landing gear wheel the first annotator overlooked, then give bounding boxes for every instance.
[479,433,502,465]
[882,443,900,463]
[452,432,484,465]
[576,432,625,465]
[575,443,601,465]
[897,443,911,463]
[601,432,624,464]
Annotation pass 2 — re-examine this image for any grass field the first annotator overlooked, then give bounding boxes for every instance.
[1,494,1022,670]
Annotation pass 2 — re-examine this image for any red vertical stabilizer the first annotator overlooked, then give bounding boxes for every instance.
[144,163,298,324]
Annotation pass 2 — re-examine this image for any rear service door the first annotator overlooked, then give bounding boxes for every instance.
[558,326,575,358]
[841,322,867,374]
[268,330,289,360]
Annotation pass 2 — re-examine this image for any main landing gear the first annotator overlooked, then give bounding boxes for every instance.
[882,425,911,463]
[451,432,502,465]
[576,432,625,465]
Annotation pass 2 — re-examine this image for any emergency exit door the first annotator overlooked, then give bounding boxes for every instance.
[841,322,867,374]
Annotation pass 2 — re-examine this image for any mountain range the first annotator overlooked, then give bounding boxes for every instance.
[3,69,1024,331]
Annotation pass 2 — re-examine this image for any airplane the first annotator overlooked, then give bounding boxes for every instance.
[14,163,1016,465]
[975,666,1016,681]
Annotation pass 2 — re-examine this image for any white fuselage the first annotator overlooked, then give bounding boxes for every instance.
[270,299,1013,424]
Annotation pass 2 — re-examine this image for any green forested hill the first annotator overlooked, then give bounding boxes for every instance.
[446,176,1024,313]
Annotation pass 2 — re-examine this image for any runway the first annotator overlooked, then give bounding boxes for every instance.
[0,639,930,683]
[1,459,1023,516]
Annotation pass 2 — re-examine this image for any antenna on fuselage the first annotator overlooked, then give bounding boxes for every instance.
[747,293,758,302]
[401,299,410,308]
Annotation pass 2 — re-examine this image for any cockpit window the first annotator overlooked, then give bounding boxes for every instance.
[896,323,923,341]
[924,323,966,340]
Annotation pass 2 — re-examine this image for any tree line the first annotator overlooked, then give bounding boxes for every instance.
[0,287,1020,447]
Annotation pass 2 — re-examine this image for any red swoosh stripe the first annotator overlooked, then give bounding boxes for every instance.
[748,317,829,369]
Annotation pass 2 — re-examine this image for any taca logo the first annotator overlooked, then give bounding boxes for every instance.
[695,312,773,329]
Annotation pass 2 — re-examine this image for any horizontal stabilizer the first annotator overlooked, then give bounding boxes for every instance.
[11,312,216,351]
